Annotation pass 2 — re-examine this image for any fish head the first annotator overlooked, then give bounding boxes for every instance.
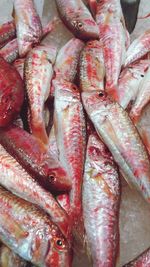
[54,80,81,103]
[69,12,99,40]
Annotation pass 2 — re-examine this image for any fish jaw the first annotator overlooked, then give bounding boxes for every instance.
[55,0,99,40]
[79,40,105,92]
[82,91,150,203]
[0,57,24,127]
[14,0,43,57]
[83,133,120,266]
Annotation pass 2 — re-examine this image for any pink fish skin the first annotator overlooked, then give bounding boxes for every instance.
[116,60,150,109]
[130,66,150,123]
[14,0,43,57]
[0,20,16,48]
[0,38,18,63]
[82,91,150,203]
[83,132,120,267]
[55,0,99,40]
[123,247,150,267]
[0,125,71,193]
[0,186,71,267]
[0,143,70,239]
[50,38,84,97]
[87,0,97,17]
[96,0,126,94]
[124,30,150,68]
[79,40,105,92]
[13,58,25,79]
[54,79,86,229]
[0,57,24,127]
[25,45,57,145]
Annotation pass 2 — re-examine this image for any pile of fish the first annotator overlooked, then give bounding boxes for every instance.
[0,0,150,266]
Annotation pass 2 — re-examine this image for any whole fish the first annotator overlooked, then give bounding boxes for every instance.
[123,247,150,267]
[79,40,105,92]
[55,0,99,40]
[0,38,18,63]
[0,186,71,267]
[116,60,150,109]
[25,45,57,145]
[14,0,43,57]
[96,0,127,95]
[0,20,16,48]
[130,66,150,123]
[82,91,150,202]
[0,57,24,127]
[13,58,25,79]
[0,143,70,238]
[0,125,71,193]
[83,133,120,267]
[50,38,84,97]
[124,30,150,68]
[54,80,86,226]
[0,244,31,267]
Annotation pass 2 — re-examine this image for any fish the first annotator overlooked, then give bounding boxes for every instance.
[0,20,16,48]
[50,38,84,97]
[0,244,31,267]
[13,0,43,57]
[79,40,105,92]
[0,185,71,267]
[116,60,150,109]
[0,57,24,127]
[82,90,150,203]
[55,0,99,40]
[0,143,70,238]
[124,30,150,68]
[96,0,127,95]
[130,66,150,123]
[123,247,150,267]
[13,58,25,79]
[0,38,18,63]
[54,79,86,227]
[83,132,120,267]
[0,125,71,193]
[25,45,57,145]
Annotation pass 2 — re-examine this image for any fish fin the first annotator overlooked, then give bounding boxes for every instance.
[138,13,150,19]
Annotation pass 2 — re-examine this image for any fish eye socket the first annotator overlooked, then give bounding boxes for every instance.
[99,92,104,97]
[54,238,66,250]
[49,173,55,181]
[72,85,78,91]
[78,22,83,28]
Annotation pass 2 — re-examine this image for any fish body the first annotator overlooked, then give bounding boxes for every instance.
[14,0,43,57]
[130,66,150,123]
[0,244,30,267]
[0,57,24,127]
[124,30,150,67]
[96,0,126,93]
[0,186,71,267]
[0,143,69,238]
[117,60,150,109]
[82,91,150,202]
[0,21,16,48]
[123,247,150,267]
[80,40,105,92]
[83,133,120,267]
[13,58,25,79]
[0,126,71,193]
[54,80,86,223]
[25,45,57,144]
[0,38,18,63]
[55,0,99,40]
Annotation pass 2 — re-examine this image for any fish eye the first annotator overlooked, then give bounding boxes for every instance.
[141,74,144,77]
[99,91,105,97]
[72,84,78,91]
[54,237,66,250]
[49,173,55,181]
[78,22,83,28]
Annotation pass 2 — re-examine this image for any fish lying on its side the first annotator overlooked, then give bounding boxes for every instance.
[13,0,43,57]
[55,0,99,40]
[0,186,71,267]
[82,91,150,203]
[25,45,57,145]
[83,132,120,267]
[0,38,19,63]
[0,21,16,48]
[123,247,150,267]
